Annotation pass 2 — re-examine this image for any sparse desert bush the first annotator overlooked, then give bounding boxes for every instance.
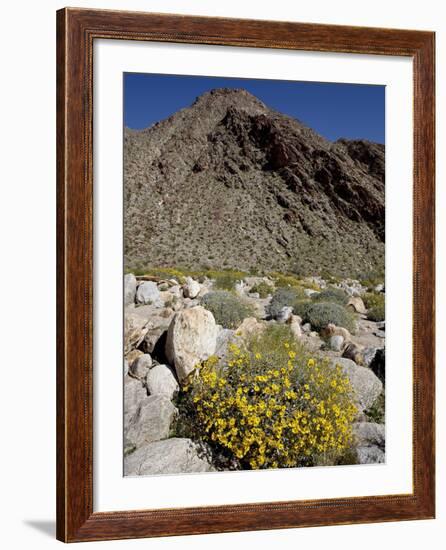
[250,281,273,298]
[363,292,385,310]
[303,302,357,333]
[363,292,385,321]
[358,269,385,290]
[367,303,385,322]
[208,269,247,291]
[312,287,349,306]
[364,391,385,424]
[269,272,302,289]
[201,290,255,329]
[181,326,357,469]
[267,287,307,318]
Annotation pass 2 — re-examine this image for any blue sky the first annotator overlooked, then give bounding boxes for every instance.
[124,73,385,144]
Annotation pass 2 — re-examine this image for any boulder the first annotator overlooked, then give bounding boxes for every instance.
[129,353,152,380]
[124,273,137,306]
[166,307,218,382]
[124,307,151,355]
[276,306,293,323]
[235,317,266,340]
[347,296,367,314]
[331,358,383,411]
[125,395,177,448]
[183,277,201,299]
[124,438,214,476]
[354,422,385,464]
[142,309,175,353]
[289,314,302,340]
[330,334,344,351]
[136,281,162,306]
[124,375,148,431]
[146,364,179,400]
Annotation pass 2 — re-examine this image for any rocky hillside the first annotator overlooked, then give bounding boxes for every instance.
[124,88,385,277]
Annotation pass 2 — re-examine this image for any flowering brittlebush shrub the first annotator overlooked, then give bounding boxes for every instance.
[183,326,357,469]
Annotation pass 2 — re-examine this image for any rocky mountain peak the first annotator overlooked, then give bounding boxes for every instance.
[124,88,385,278]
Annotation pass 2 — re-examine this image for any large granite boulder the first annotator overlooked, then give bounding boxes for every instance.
[166,307,217,382]
[331,358,383,411]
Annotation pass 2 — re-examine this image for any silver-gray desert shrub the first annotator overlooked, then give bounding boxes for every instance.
[201,291,255,329]
[267,287,306,318]
[312,287,349,306]
[304,302,356,333]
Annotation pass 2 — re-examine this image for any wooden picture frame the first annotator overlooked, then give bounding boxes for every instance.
[56,7,435,542]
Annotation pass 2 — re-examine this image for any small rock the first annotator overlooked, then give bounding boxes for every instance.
[183,277,201,299]
[342,342,364,365]
[249,292,260,299]
[276,306,293,323]
[136,281,162,306]
[363,347,378,368]
[302,323,312,333]
[125,395,177,447]
[289,314,302,340]
[146,364,179,399]
[125,348,143,366]
[124,273,137,306]
[304,288,318,298]
[166,307,218,383]
[124,359,129,376]
[130,353,153,380]
[374,284,384,293]
[347,296,367,314]
[124,438,214,476]
[330,334,344,351]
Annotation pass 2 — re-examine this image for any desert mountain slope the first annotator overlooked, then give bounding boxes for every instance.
[124,88,385,277]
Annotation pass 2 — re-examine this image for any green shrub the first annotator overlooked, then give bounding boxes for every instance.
[363,292,385,321]
[367,303,385,322]
[312,287,349,306]
[250,281,273,298]
[269,272,303,289]
[201,291,255,329]
[181,326,357,469]
[208,269,247,291]
[292,300,312,320]
[363,292,385,310]
[358,269,385,289]
[267,287,306,318]
[304,302,356,333]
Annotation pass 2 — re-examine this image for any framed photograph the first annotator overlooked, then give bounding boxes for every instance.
[56,7,435,542]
